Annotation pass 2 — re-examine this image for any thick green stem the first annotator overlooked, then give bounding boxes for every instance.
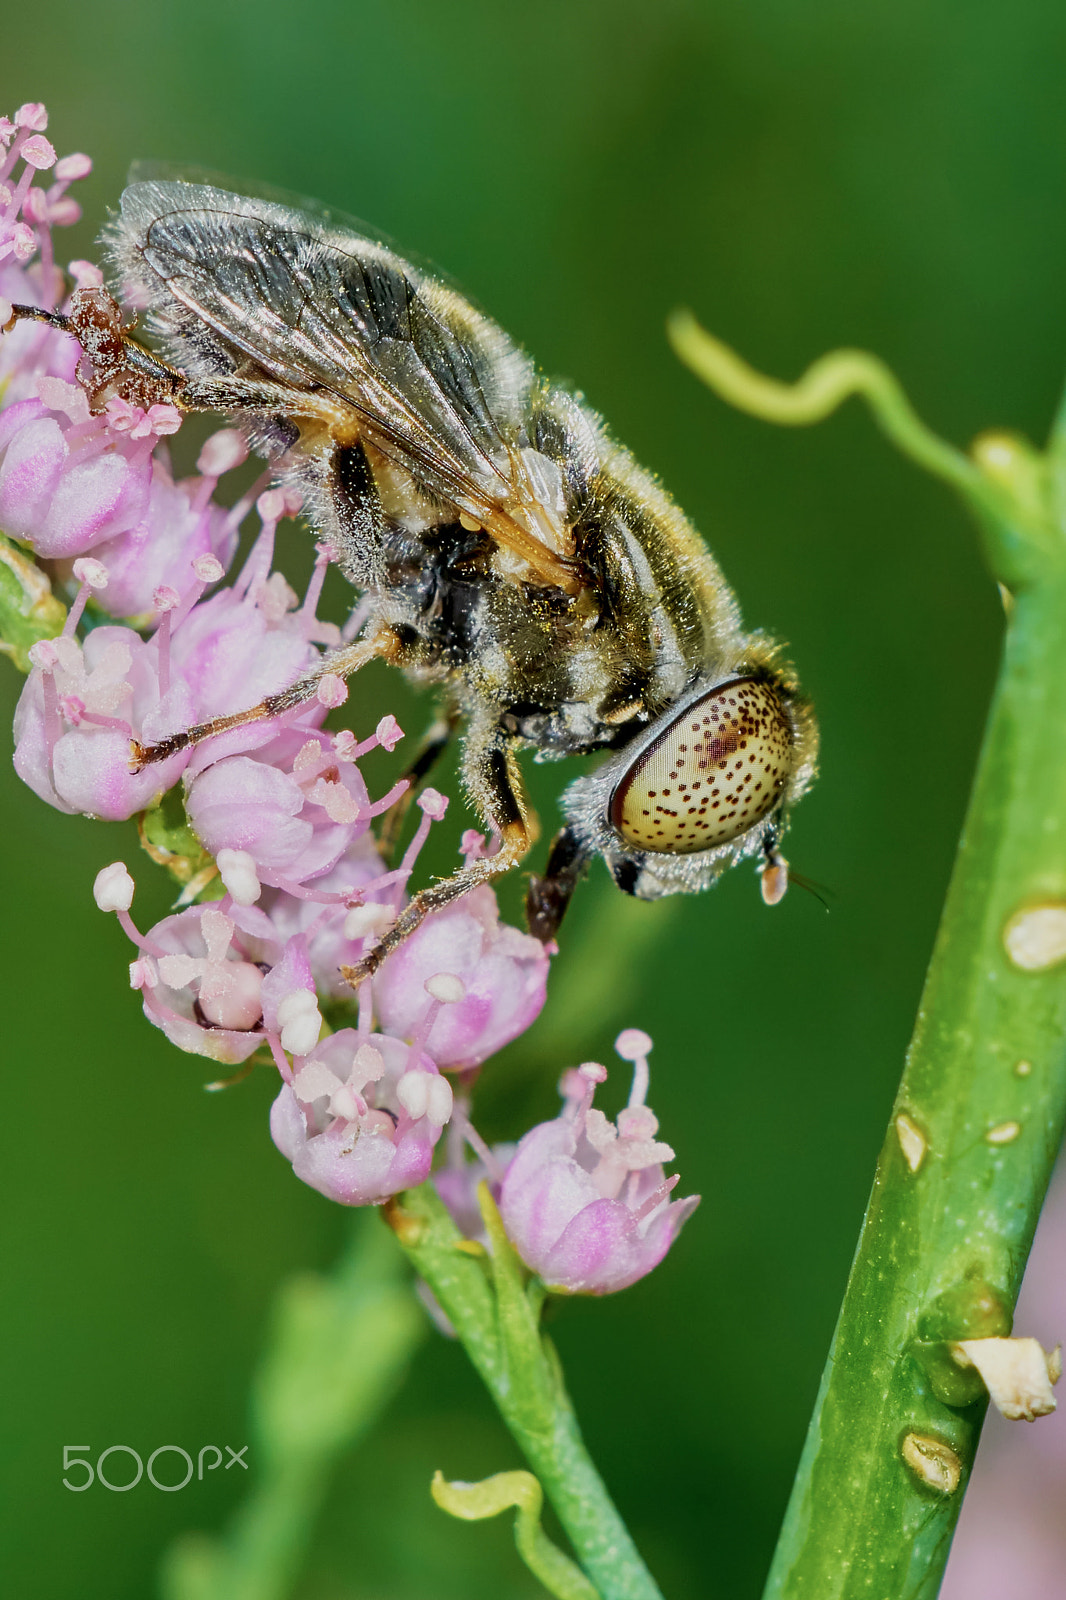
[669,315,1066,1596]
[387,1183,664,1600]
[765,571,1066,1596]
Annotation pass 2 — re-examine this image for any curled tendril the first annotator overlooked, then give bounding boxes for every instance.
[431,1468,601,1600]
[666,308,986,498]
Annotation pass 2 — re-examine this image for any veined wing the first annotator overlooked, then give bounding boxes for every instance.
[113,181,576,585]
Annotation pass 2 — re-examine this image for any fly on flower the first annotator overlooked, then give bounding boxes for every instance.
[5,178,818,976]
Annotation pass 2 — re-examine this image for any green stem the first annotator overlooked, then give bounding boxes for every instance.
[387,1183,664,1600]
[765,569,1066,1597]
[671,320,1066,1596]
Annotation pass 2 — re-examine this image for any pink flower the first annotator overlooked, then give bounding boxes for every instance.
[185,727,375,888]
[0,380,155,558]
[12,511,348,822]
[67,455,240,623]
[1,106,92,328]
[170,565,334,774]
[270,1030,453,1205]
[3,106,567,1231]
[130,901,283,1064]
[498,1031,699,1294]
[258,841,396,999]
[373,883,550,1069]
[13,626,195,818]
[103,884,329,1067]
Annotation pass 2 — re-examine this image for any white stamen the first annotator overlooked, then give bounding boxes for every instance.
[277,990,320,1027]
[397,1071,432,1120]
[418,787,449,821]
[216,848,262,906]
[375,714,404,750]
[344,903,395,941]
[94,861,135,913]
[256,489,288,523]
[425,1076,454,1126]
[425,972,466,1004]
[197,429,247,477]
[615,1028,653,1062]
[192,554,225,584]
[28,639,59,671]
[277,990,322,1056]
[316,673,347,708]
[72,557,108,590]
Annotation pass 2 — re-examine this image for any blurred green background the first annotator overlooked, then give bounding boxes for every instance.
[3,2,1065,1596]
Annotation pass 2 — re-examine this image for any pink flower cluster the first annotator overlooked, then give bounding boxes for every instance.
[499,1029,700,1293]
[1,100,696,1295]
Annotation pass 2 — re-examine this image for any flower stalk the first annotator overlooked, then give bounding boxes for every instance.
[385,1181,665,1600]
[671,315,1066,1598]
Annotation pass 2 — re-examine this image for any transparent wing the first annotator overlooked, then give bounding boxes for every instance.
[115,180,541,523]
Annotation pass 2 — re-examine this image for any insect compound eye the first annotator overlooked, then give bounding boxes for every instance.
[609,679,794,855]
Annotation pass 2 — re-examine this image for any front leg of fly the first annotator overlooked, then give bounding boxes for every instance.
[10,288,299,418]
[526,826,590,944]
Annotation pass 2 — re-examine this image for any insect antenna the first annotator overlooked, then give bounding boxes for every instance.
[787,868,833,913]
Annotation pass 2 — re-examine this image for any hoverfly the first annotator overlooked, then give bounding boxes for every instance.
[9,180,818,980]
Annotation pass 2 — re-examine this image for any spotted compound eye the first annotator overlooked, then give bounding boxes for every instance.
[609,679,794,855]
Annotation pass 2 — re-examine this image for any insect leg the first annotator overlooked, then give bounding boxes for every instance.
[129,631,402,770]
[525,826,590,944]
[379,710,461,858]
[340,727,537,985]
[7,292,299,417]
